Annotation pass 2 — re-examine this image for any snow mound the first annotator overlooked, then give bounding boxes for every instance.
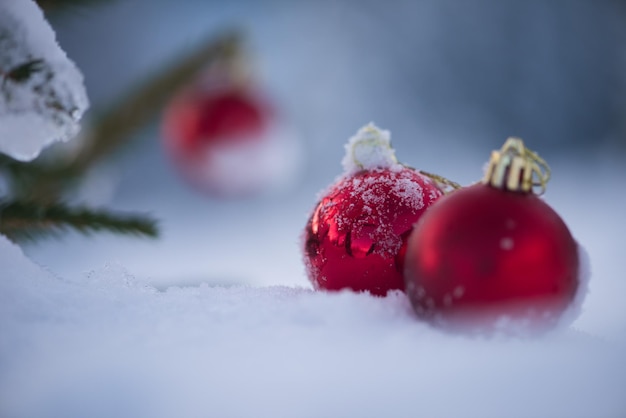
[1,236,625,418]
[0,0,89,161]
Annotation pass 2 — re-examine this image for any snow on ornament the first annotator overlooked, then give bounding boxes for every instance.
[161,80,300,197]
[303,123,445,296]
[404,138,587,334]
[0,0,89,161]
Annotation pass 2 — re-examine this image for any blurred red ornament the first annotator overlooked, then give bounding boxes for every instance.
[164,87,270,150]
[303,124,444,296]
[162,84,280,196]
[404,138,581,331]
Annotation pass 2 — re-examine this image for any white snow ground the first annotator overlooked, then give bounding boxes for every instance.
[2,224,626,418]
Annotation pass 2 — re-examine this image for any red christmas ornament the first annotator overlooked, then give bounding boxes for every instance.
[303,123,445,296]
[164,87,269,151]
[162,84,279,196]
[404,138,581,332]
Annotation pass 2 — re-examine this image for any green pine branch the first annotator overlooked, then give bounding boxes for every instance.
[1,59,46,83]
[0,200,158,242]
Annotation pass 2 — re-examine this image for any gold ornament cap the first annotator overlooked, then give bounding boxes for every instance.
[482,137,550,195]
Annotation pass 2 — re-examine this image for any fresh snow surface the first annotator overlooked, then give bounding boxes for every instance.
[0,0,88,161]
[1,235,625,418]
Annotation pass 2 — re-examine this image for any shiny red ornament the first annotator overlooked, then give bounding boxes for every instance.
[303,124,444,296]
[404,138,580,331]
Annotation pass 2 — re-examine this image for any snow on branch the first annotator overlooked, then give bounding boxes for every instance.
[0,0,89,161]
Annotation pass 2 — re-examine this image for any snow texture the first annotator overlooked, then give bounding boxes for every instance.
[0,0,88,161]
[1,235,625,418]
[341,123,401,174]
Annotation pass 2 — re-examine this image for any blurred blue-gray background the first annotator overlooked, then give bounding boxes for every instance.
[49,0,625,153]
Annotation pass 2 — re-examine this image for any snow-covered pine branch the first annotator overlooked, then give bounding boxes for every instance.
[0,0,88,161]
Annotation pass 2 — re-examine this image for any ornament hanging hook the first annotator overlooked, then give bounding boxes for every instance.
[418,170,462,193]
[523,145,551,195]
[483,137,550,195]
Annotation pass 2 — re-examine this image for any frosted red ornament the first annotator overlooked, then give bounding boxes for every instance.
[303,124,444,296]
[404,138,582,332]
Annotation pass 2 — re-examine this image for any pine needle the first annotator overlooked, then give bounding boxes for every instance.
[0,200,158,242]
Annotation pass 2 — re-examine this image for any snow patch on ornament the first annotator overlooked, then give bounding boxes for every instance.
[341,122,402,174]
[335,168,428,258]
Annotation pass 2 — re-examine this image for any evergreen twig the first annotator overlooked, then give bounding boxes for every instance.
[1,59,46,83]
[0,200,158,242]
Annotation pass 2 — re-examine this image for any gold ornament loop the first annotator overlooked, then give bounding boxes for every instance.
[483,137,550,195]
[418,170,462,193]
